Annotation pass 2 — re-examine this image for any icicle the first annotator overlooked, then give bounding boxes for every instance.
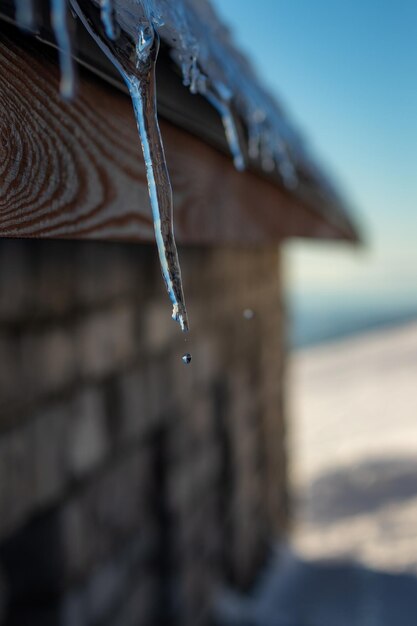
[69,0,189,331]
[125,35,188,331]
[100,0,116,39]
[206,83,246,172]
[15,0,35,31]
[220,103,245,171]
[51,0,76,98]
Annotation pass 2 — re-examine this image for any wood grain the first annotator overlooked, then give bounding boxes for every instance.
[0,27,357,244]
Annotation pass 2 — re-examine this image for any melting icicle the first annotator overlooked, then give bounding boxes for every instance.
[126,24,188,331]
[51,0,75,98]
[126,69,188,331]
[100,0,116,39]
[15,0,35,31]
[205,83,245,172]
[69,0,188,331]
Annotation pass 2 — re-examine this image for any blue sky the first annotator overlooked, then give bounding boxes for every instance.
[211,0,417,312]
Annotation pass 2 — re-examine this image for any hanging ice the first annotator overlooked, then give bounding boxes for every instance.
[127,32,188,331]
[70,0,188,331]
[205,82,246,171]
[15,0,75,97]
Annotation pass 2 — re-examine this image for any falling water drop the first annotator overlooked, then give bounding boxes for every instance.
[243,308,254,320]
[182,353,192,365]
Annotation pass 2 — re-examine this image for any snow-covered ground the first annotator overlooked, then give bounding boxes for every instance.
[217,322,417,625]
[288,321,417,573]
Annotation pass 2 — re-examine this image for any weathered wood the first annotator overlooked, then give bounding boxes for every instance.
[0,28,357,244]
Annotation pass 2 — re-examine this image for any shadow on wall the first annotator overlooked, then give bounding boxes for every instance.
[215,546,417,626]
[304,456,417,524]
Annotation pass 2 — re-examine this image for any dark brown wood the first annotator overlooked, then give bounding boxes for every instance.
[0,28,358,245]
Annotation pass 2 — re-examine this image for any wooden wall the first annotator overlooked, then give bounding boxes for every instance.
[0,238,288,626]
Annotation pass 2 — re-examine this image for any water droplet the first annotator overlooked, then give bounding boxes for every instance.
[243,308,254,320]
[182,353,192,365]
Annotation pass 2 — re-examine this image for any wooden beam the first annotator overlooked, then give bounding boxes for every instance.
[0,27,357,245]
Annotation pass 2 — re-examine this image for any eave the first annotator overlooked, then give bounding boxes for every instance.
[0,13,360,245]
